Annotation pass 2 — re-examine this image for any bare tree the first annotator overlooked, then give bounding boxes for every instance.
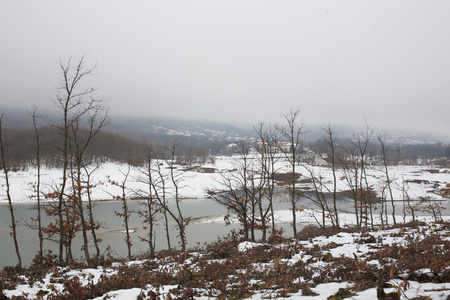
[165,139,188,251]
[340,147,361,229]
[377,134,396,225]
[151,152,172,250]
[67,101,110,263]
[82,162,102,258]
[276,108,305,237]
[50,53,108,263]
[254,121,280,240]
[322,124,340,228]
[304,166,334,229]
[212,141,255,241]
[246,157,265,242]
[0,113,22,269]
[110,159,133,260]
[420,196,444,222]
[67,145,91,262]
[352,122,374,229]
[134,143,160,256]
[29,106,44,259]
[402,176,416,223]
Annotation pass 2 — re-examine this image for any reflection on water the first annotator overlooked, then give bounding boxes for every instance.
[0,198,294,268]
[1,196,448,268]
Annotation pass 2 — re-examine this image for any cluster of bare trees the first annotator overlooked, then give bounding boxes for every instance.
[108,139,191,260]
[0,54,111,267]
[0,54,204,268]
[42,54,110,264]
[326,122,445,230]
[210,109,340,241]
[211,110,449,243]
[211,109,307,241]
[208,109,345,242]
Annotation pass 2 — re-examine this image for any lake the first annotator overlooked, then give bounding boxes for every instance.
[0,197,296,269]
[1,195,448,269]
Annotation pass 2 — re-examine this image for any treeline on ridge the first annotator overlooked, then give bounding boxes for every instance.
[1,126,210,168]
[307,137,450,165]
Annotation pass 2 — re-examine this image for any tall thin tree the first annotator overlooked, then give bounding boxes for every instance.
[165,140,188,251]
[110,157,133,260]
[322,124,340,229]
[29,106,44,259]
[254,121,280,239]
[0,113,22,269]
[276,108,305,237]
[51,53,108,262]
[377,134,396,225]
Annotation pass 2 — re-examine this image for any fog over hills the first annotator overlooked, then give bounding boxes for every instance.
[106,115,253,141]
[1,108,447,146]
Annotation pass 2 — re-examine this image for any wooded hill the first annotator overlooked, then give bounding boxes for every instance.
[0,127,209,168]
[2,125,449,170]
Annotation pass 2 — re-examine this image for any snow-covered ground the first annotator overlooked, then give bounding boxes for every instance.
[1,155,450,299]
[1,155,449,203]
[3,218,449,299]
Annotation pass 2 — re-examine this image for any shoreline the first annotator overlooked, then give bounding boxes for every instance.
[0,196,212,205]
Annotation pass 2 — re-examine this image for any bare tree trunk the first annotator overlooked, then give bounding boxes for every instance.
[83,165,101,258]
[352,121,373,229]
[402,177,415,222]
[152,157,171,250]
[378,135,396,226]
[163,203,171,250]
[305,167,330,229]
[108,155,133,260]
[68,152,91,263]
[167,140,187,251]
[135,144,160,256]
[211,141,254,241]
[123,187,132,260]
[362,167,374,229]
[322,124,339,228]
[77,188,91,263]
[30,106,44,259]
[258,195,267,242]
[276,108,305,238]
[0,114,22,269]
[64,195,77,263]
[254,121,280,238]
[58,137,68,263]
[120,162,133,260]
[341,152,360,229]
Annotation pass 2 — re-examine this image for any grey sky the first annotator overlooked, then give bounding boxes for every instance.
[1,1,450,140]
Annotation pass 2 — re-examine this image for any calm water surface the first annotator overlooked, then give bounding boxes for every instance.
[1,196,448,268]
[0,197,294,268]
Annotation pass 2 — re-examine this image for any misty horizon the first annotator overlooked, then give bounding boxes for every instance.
[1,1,450,141]
[1,106,448,145]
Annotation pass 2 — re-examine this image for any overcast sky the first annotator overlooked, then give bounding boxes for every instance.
[1,1,450,140]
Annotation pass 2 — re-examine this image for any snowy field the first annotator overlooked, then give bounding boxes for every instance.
[1,155,449,203]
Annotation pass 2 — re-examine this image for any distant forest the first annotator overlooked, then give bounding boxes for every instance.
[1,125,449,169]
[0,126,210,168]
[307,137,450,165]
